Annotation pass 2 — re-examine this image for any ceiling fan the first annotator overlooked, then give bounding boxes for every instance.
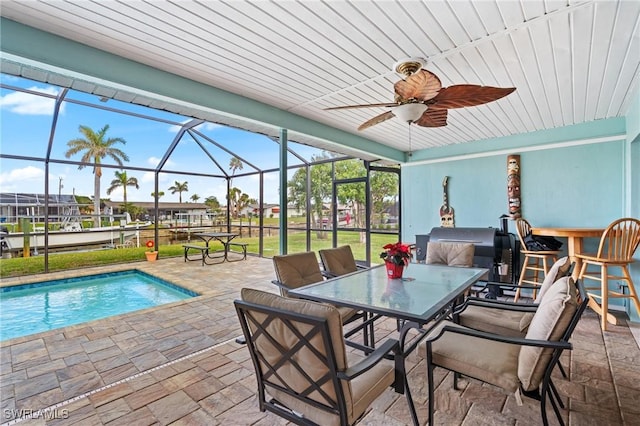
[325,58,516,131]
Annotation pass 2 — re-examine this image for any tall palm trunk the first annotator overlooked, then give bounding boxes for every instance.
[94,169,101,227]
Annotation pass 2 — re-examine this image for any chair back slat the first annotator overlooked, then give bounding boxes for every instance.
[515,218,532,243]
[596,218,640,261]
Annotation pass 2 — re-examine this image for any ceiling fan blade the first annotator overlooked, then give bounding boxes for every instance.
[415,109,448,127]
[358,111,396,131]
[429,85,516,109]
[394,70,442,102]
[324,102,398,111]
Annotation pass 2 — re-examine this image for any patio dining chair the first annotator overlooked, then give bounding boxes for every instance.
[235,288,399,426]
[272,251,373,350]
[456,256,573,337]
[425,276,587,426]
[318,245,377,347]
[272,251,326,298]
[318,245,367,278]
[455,256,573,378]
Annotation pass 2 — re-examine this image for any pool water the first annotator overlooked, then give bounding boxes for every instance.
[0,270,197,341]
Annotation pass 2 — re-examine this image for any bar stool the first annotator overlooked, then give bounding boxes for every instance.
[576,217,640,331]
[514,218,561,302]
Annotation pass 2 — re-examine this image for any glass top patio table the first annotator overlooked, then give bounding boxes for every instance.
[290,263,488,426]
[290,263,488,324]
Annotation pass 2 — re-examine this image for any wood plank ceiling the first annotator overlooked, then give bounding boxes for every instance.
[1,0,639,156]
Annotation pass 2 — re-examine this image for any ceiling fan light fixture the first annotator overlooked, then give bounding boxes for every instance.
[392,57,426,77]
[394,103,428,124]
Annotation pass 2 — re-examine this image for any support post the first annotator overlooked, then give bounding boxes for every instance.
[279,128,288,254]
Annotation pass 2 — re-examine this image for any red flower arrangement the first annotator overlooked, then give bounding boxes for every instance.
[146,240,155,252]
[380,242,412,266]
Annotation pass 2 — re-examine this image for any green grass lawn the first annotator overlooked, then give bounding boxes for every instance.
[0,231,399,278]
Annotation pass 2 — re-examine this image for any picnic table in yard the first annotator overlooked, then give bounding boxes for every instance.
[183,232,247,265]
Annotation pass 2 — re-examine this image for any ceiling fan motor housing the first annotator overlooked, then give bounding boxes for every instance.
[393,57,427,77]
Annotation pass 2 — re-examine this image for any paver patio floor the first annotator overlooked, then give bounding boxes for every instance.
[1,256,638,425]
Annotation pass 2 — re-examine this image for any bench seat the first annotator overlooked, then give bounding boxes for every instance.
[183,244,208,266]
[227,242,248,261]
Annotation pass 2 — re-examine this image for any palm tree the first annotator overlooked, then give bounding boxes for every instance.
[65,124,128,226]
[106,170,139,206]
[205,195,220,210]
[151,191,165,199]
[190,194,200,203]
[229,156,243,177]
[168,181,189,203]
[228,157,243,212]
[236,192,251,218]
[229,187,242,218]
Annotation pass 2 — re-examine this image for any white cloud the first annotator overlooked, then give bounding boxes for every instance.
[141,172,155,183]
[107,187,124,199]
[148,156,162,166]
[168,124,182,133]
[168,121,222,134]
[147,156,174,167]
[0,166,45,186]
[196,122,223,131]
[141,171,170,183]
[0,86,62,115]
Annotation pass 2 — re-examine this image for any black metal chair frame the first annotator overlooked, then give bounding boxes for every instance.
[457,262,574,380]
[473,261,574,300]
[426,279,588,426]
[235,299,399,426]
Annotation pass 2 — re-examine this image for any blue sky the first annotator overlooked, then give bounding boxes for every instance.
[0,74,336,205]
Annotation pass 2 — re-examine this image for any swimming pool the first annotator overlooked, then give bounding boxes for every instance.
[0,270,198,342]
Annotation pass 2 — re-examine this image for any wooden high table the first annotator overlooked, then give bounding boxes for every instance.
[531,226,604,277]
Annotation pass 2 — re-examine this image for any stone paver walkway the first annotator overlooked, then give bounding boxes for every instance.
[1,256,639,425]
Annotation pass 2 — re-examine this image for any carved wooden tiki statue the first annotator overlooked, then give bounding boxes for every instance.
[507,154,521,218]
[440,176,455,227]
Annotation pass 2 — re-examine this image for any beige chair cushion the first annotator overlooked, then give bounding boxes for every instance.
[273,252,358,322]
[518,277,578,391]
[518,256,572,330]
[458,305,528,337]
[273,251,324,295]
[428,322,521,392]
[241,288,394,426]
[319,245,358,276]
[241,288,347,369]
[535,256,571,302]
[426,242,475,267]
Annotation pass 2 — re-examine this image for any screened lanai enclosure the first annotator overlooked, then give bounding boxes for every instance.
[0,74,401,273]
